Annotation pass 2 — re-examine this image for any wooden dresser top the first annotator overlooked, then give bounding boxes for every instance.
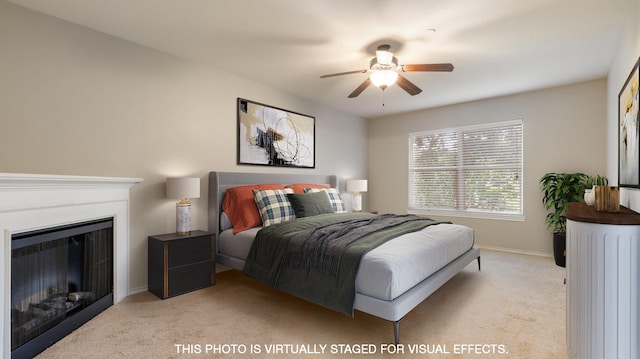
[566,202,640,225]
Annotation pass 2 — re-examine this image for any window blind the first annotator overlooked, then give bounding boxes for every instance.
[409,119,523,217]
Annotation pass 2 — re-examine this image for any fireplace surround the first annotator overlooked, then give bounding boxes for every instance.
[0,173,142,358]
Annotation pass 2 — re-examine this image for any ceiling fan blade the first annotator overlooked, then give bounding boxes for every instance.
[320,69,367,78]
[348,79,371,98]
[396,75,422,96]
[401,63,454,72]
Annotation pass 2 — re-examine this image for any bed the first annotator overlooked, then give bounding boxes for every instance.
[208,171,480,343]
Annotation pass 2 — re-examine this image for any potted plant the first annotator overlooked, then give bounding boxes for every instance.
[584,175,608,205]
[539,172,588,267]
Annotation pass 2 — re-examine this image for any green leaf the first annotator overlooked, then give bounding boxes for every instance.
[539,172,587,234]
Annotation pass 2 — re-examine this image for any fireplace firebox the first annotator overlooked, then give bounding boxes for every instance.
[11,218,114,358]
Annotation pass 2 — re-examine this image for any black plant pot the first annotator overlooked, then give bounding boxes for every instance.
[553,232,566,267]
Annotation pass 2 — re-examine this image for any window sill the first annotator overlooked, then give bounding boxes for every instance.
[408,208,526,222]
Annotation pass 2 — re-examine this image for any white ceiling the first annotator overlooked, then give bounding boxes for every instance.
[8,0,632,119]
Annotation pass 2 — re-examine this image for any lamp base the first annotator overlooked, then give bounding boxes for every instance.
[352,192,362,212]
[176,202,191,236]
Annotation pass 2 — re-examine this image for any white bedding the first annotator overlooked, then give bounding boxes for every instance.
[218,222,474,301]
[356,223,473,300]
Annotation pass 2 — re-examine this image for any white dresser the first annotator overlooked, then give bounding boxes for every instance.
[566,202,640,359]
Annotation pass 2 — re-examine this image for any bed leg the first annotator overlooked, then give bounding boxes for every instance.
[477,256,481,271]
[393,320,400,344]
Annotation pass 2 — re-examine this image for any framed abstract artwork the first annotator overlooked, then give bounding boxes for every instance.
[237,98,315,168]
[619,58,640,187]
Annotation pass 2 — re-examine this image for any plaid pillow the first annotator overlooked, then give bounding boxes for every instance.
[222,183,285,233]
[304,188,347,213]
[253,188,295,227]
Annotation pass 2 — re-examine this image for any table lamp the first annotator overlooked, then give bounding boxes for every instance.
[347,179,368,212]
[166,177,200,235]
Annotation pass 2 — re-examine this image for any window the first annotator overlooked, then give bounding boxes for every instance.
[408,119,524,220]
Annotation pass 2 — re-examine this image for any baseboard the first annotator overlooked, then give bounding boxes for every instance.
[128,286,148,296]
[477,244,553,258]
[216,264,232,273]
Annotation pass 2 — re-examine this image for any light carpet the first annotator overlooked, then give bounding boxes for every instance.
[37,249,567,358]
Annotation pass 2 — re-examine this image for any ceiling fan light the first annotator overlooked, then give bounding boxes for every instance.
[376,49,394,66]
[370,70,398,89]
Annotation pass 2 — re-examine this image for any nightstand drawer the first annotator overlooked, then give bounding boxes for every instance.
[167,235,210,268]
[167,261,212,297]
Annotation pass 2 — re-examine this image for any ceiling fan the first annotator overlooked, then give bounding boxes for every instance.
[320,44,454,98]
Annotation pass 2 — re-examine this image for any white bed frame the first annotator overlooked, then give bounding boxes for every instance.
[208,171,481,343]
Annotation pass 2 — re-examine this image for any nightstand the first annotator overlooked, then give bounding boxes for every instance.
[148,230,215,299]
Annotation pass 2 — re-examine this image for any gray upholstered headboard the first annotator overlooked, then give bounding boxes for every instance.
[207,171,338,244]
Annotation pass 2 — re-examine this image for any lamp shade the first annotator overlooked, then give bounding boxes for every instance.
[166,177,200,199]
[346,179,368,193]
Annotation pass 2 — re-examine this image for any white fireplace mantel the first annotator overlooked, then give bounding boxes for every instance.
[0,173,142,358]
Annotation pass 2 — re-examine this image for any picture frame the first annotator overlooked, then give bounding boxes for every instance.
[237,98,315,168]
[618,58,640,188]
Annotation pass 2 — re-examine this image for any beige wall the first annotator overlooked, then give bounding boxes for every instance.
[0,2,368,292]
[368,80,607,255]
[608,0,640,210]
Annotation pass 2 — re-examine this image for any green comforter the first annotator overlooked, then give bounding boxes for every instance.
[242,213,449,316]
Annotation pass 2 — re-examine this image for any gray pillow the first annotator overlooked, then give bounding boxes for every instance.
[287,191,335,218]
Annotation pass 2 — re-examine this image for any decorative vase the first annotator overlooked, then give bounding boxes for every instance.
[584,186,596,206]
